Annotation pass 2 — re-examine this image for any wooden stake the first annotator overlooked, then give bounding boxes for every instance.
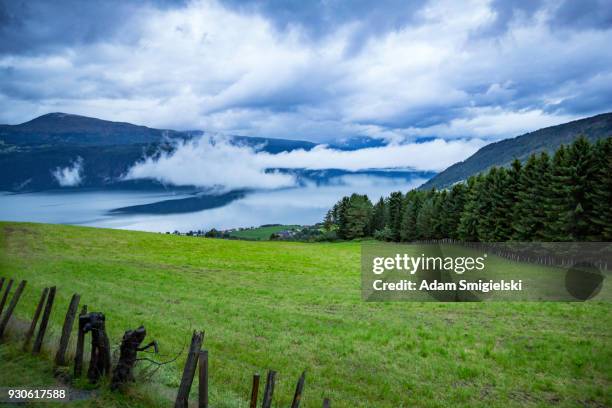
[261,370,277,408]
[291,371,306,408]
[0,279,14,317]
[23,287,48,351]
[0,280,27,337]
[32,286,56,354]
[174,330,204,408]
[198,350,208,408]
[249,373,260,408]
[55,293,80,366]
[73,305,87,377]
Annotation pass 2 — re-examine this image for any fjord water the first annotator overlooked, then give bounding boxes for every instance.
[0,175,426,232]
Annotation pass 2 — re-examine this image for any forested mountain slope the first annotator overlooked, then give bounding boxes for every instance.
[420,112,612,190]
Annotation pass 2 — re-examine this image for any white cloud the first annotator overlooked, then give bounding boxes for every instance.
[122,136,296,191]
[52,157,84,187]
[1,0,611,141]
[122,135,483,189]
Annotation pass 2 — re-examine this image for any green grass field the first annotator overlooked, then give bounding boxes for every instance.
[0,222,610,407]
[228,225,300,240]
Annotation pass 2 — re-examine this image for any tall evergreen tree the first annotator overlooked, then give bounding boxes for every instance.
[336,196,351,240]
[564,137,596,240]
[458,175,482,241]
[588,138,612,240]
[513,153,551,240]
[544,144,572,241]
[387,191,404,241]
[371,197,386,234]
[400,192,421,241]
[345,194,373,239]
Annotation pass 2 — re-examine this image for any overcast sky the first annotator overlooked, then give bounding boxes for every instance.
[1,0,611,143]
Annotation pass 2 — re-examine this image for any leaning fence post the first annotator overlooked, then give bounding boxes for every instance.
[32,286,56,354]
[73,305,87,377]
[55,293,80,366]
[291,370,306,408]
[198,350,208,408]
[0,279,14,317]
[23,287,49,351]
[261,370,277,408]
[174,330,204,408]
[249,373,260,408]
[322,398,331,408]
[0,280,27,338]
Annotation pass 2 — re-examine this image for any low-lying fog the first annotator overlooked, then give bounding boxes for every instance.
[0,174,427,233]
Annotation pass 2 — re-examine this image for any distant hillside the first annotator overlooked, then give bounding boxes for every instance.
[0,113,319,191]
[0,112,192,145]
[420,112,612,190]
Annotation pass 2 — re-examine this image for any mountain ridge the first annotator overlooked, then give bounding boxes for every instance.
[419,112,612,190]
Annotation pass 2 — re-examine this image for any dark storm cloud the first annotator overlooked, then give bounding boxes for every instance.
[0,0,611,142]
[219,0,428,39]
[0,0,187,55]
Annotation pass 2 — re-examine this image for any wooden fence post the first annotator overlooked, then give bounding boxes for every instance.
[174,330,204,408]
[322,398,331,408]
[55,293,80,366]
[0,280,27,337]
[291,371,306,408]
[23,287,49,351]
[32,286,56,354]
[198,350,208,408]
[0,279,14,317]
[261,370,277,408]
[249,373,260,408]
[73,305,87,377]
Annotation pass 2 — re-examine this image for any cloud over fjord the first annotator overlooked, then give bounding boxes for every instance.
[122,135,483,190]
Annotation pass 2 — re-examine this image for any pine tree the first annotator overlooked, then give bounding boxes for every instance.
[587,138,612,240]
[458,175,482,241]
[488,167,513,241]
[443,183,467,239]
[475,168,497,241]
[545,144,572,241]
[336,196,351,240]
[345,194,373,239]
[564,137,596,240]
[387,191,404,242]
[416,196,435,240]
[371,197,386,234]
[400,192,421,241]
[513,152,551,240]
[323,209,334,232]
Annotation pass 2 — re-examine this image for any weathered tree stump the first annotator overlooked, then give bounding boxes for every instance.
[80,312,112,383]
[111,325,157,391]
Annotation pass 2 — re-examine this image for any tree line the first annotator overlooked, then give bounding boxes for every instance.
[324,136,612,242]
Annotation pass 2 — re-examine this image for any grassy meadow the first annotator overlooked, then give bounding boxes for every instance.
[0,222,610,407]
